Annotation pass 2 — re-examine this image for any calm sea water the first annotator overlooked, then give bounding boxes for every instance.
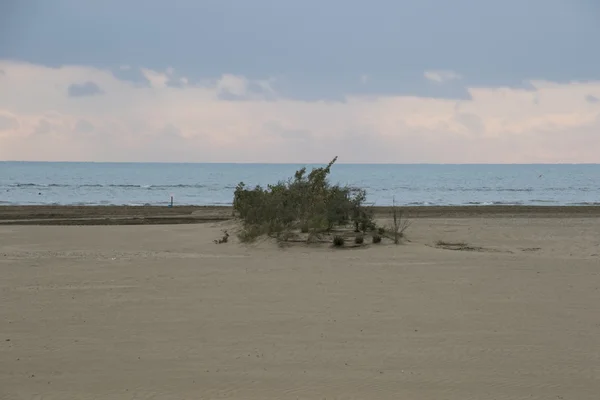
[1,162,599,206]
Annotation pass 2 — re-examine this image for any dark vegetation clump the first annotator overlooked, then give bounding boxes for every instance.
[389,197,411,244]
[354,234,364,245]
[333,235,345,247]
[213,230,229,244]
[232,157,376,244]
[232,156,411,247]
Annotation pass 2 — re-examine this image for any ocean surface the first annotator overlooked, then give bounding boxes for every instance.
[1,162,599,207]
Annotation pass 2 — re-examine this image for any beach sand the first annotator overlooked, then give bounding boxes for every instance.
[1,206,600,399]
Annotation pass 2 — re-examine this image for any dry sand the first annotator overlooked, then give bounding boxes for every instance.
[1,206,600,399]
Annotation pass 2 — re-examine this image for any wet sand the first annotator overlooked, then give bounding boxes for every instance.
[1,206,600,399]
[2,204,600,225]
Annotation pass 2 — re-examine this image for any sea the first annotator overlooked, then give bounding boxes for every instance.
[1,162,599,207]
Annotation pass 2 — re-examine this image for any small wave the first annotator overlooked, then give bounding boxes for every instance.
[7,183,69,188]
[9,183,43,188]
[148,184,207,189]
[5,183,282,190]
[108,184,141,188]
[100,184,212,189]
[71,201,120,206]
[443,187,535,193]
[460,201,526,205]
[449,201,524,206]
[6,183,212,189]
[499,189,533,193]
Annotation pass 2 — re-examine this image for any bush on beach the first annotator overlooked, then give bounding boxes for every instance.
[232,157,376,243]
[333,235,346,247]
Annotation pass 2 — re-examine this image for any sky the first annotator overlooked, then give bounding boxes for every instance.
[1,0,600,163]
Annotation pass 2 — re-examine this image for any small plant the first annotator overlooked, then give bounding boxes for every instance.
[372,234,382,244]
[377,227,386,235]
[333,235,345,247]
[214,230,230,244]
[354,234,364,245]
[434,240,479,251]
[390,197,411,244]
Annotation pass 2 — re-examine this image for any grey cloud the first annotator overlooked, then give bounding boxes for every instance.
[111,66,151,87]
[75,119,94,133]
[67,81,104,97]
[247,82,272,96]
[165,72,193,88]
[3,0,599,101]
[586,94,599,104]
[217,82,276,102]
[166,77,185,88]
[0,69,5,76]
[216,90,245,101]
[0,114,18,131]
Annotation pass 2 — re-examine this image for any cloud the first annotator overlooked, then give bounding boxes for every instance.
[0,113,19,132]
[3,0,600,102]
[111,66,150,87]
[424,70,462,84]
[214,75,276,101]
[1,60,600,163]
[586,94,599,104]
[67,81,104,97]
[74,119,94,133]
[34,119,54,135]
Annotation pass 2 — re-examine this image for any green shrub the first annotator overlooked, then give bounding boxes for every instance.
[232,157,373,242]
[333,235,345,247]
[372,234,382,244]
[355,234,364,244]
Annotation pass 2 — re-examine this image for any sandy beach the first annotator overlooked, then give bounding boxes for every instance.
[1,206,600,399]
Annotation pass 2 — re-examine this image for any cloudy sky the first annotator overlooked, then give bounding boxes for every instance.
[1,0,600,163]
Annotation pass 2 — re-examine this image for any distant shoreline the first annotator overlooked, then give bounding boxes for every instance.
[2,204,600,226]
